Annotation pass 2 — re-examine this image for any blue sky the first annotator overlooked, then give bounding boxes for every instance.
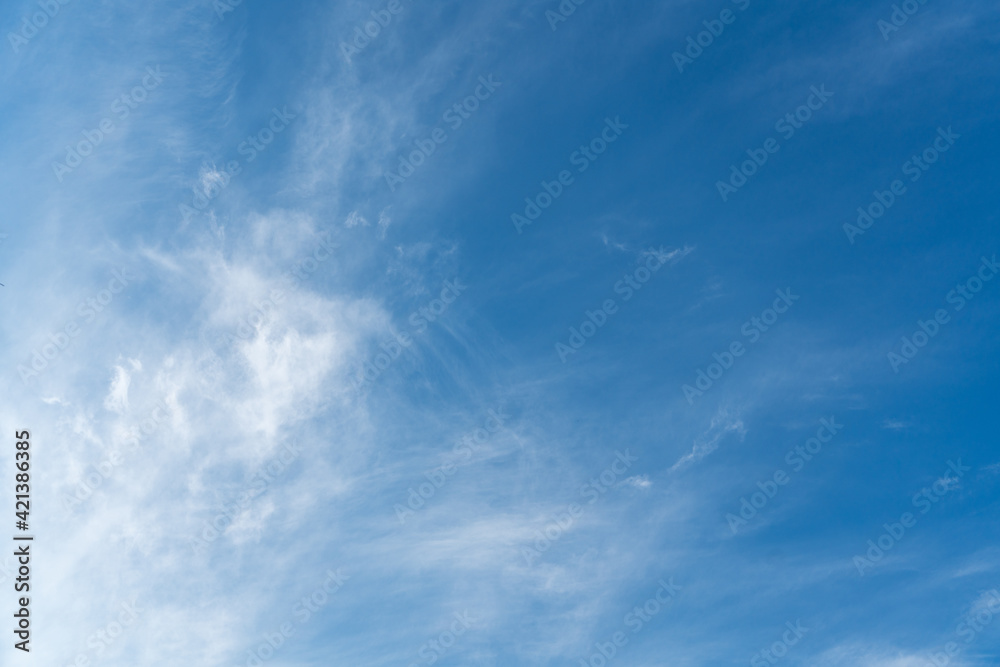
[2,0,1000,665]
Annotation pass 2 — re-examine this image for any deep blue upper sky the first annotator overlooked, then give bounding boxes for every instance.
[2,0,999,665]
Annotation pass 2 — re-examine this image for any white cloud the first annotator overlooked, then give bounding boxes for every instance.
[344,210,368,228]
[626,475,652,489]
[671,408,746,472]
[14,209,392,665]
[103,364,133,414]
